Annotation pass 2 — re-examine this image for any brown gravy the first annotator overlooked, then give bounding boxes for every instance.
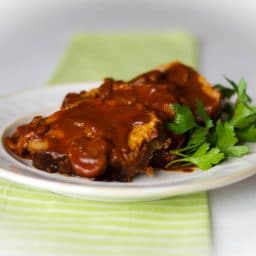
[5,62,220,181]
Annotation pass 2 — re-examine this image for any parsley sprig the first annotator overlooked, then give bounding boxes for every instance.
[166,143,224,170]
[166,77,255,170]
[166,104,197,134]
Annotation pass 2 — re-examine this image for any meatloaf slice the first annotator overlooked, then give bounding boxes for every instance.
[6,98,167,181]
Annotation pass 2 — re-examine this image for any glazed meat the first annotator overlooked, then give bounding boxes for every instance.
[5,62,221,181]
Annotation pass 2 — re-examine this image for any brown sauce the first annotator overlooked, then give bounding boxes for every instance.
[5,62,220,181]
[165,165,195,173]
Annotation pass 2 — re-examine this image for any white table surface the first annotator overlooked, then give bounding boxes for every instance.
[0,1,256,256]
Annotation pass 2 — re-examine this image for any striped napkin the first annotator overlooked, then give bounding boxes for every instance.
[0,32,210,256]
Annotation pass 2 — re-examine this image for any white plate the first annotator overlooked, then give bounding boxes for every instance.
[1,83,256,202]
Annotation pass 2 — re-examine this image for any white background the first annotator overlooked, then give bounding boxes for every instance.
[0,1,256,256]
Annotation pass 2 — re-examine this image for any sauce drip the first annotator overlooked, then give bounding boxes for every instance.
[165,165,195,173]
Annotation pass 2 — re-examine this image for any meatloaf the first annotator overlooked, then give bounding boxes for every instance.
[5,61,221,181]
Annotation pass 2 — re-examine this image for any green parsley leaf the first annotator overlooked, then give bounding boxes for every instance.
[230,102,256,128]
[215,120,248,157]
[236,125,256,142]
[208,128,217,145]
[223,77,256,130]
[224,76,238,90]
[166,104,197,134]
[223,145,249,157]
[214,84,235,99]
[236,78,252,104]
[166,143,225,170]
[225,77,252,104]
[190,143,225,170]
[187,128,209,149]
[216,120,237,146]
[236,114,256,129]
[170,127,208,154]
[196,100,213,128]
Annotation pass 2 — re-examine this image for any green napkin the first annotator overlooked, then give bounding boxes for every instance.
[49,33,198,83]
[0,32,210,256]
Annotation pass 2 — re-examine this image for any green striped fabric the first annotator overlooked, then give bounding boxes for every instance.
[0,32,210,256]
